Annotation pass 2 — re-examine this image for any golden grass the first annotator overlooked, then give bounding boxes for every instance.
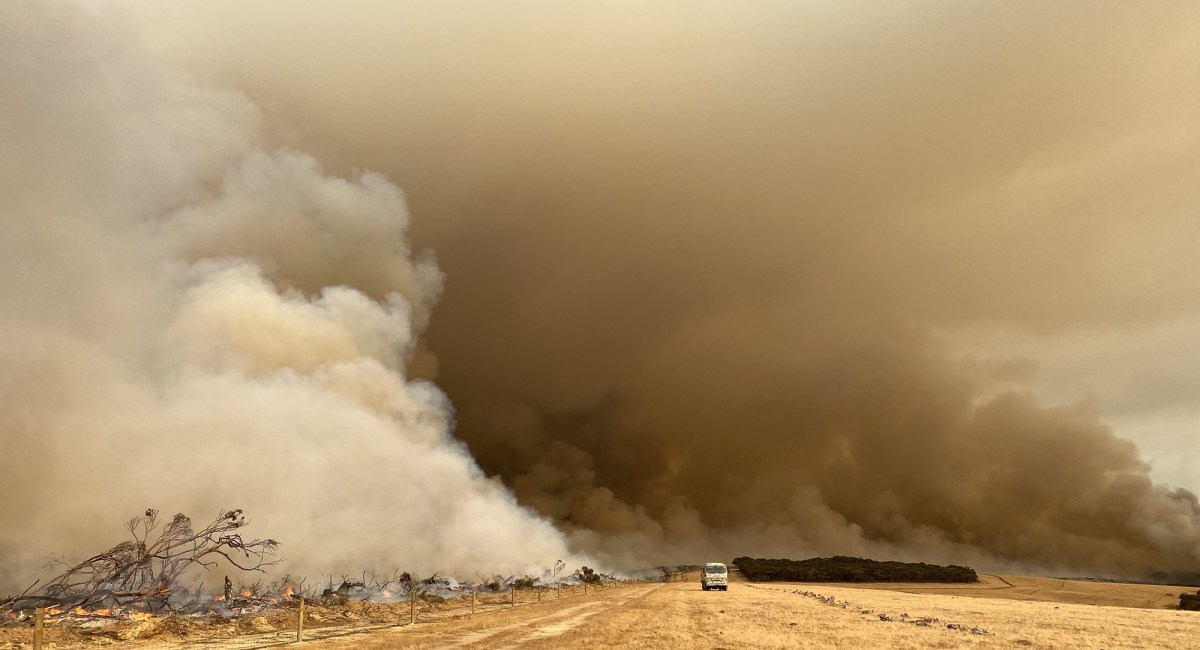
[6,578,1194,648]
[829,573,1189,609]
[306,579,1200,649]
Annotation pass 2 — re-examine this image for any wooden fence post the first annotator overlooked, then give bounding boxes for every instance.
[33,608,44,650]
[511,584,516,607]
[296,598,305,642]
[537,586,542,603]
[410,588,416,625]
[471,585,476,617]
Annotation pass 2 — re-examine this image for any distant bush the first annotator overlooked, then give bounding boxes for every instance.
[574,566,601,584]
[1180,591,1200,611]
[732,556,978,583]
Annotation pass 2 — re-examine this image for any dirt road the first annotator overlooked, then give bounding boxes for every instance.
[302,579,1200,649]
[300,583,661,649]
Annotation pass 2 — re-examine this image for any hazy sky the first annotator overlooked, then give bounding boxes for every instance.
[6,1,1198,579]
[127,0,1200,487]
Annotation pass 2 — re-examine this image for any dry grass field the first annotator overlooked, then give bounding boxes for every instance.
[831,573,1189,609]
[5,576,1196,648]
[300,575,1200,649]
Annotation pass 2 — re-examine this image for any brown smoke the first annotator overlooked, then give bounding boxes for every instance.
[58,1,1200,576]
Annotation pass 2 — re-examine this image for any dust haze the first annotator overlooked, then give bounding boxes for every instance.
[4,0,1200,586]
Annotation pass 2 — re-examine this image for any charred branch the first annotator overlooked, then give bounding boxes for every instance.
[4,509,278,614]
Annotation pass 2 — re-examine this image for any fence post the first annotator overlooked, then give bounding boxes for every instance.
[511,584,516,608]
[471,585,476,617]
[410,588,416,625]
[537,586,541,603]
[33,608,44,650]
[296,598,305,642]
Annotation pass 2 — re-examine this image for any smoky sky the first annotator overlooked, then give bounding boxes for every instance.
[34,1,1200,577]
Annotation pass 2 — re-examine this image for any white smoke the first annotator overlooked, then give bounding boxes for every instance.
[0,1,576,591]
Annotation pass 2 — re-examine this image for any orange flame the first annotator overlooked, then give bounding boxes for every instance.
[67,607,113,617]
[240,588,252,597]
[281,585,295,599]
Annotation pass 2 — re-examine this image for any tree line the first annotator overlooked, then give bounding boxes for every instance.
[732,556,978,583]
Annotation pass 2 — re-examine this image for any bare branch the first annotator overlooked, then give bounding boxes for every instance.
[6,508,280,613]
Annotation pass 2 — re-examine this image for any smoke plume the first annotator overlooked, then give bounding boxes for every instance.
[5,0,1200,587]
[122,1,1200,578]
[0,2,576,592]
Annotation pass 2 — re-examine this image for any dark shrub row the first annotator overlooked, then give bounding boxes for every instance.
[732,556,978,583]
[1181,592,1200,611]
[1152,571,1200,588]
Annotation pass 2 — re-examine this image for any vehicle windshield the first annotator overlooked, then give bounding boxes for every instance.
[705,566,727,574]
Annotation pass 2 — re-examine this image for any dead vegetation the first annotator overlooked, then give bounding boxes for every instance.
[2,509,278,618]
[0,510,623,648]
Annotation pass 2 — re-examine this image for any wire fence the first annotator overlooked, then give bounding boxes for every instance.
[5,580,643,649]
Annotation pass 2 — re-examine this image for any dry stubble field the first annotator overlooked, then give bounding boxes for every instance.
[300,574,1199,649]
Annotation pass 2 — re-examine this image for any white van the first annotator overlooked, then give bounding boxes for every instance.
[701,562,728,591]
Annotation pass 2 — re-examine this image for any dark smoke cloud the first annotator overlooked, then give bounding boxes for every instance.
[106,1,1200,575]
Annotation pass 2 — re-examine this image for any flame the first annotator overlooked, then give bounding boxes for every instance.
[67,607,113,616]
[240,588,252,597]
[46,607,62,615]
[214,595,225,601]
[381,589,393,598]
[281,585,295,599]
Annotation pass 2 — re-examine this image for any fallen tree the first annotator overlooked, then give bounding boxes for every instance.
[3,508,279,614]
